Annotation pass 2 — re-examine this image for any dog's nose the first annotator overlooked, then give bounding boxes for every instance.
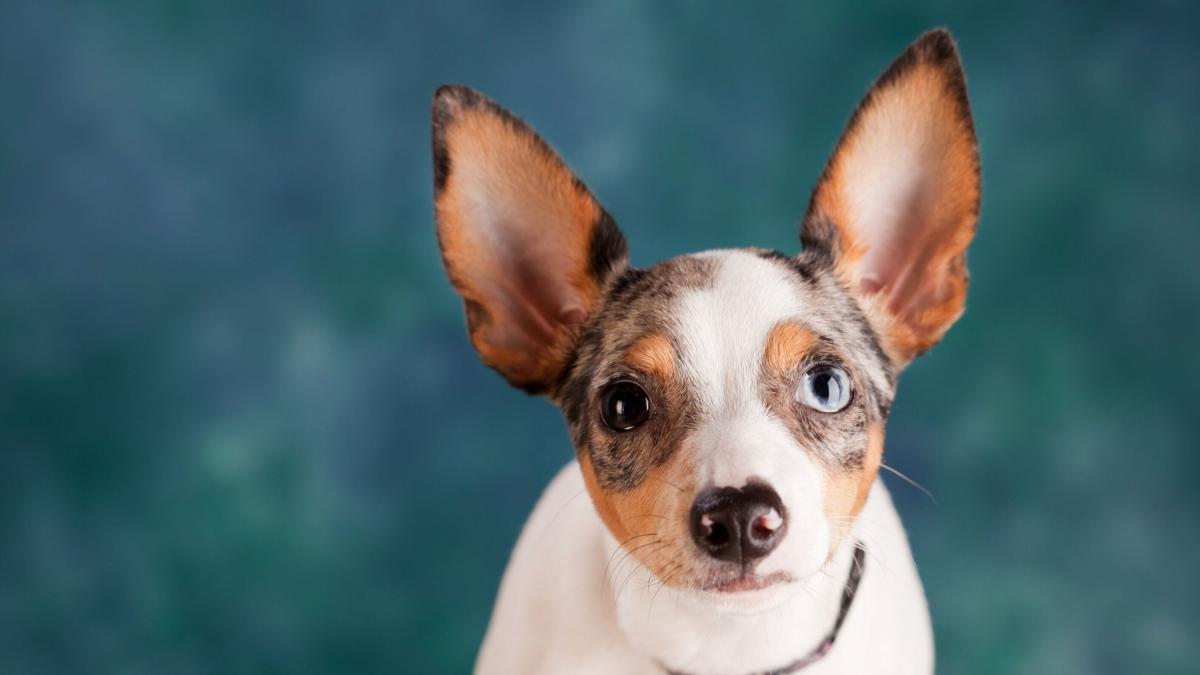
[689,483,786,564]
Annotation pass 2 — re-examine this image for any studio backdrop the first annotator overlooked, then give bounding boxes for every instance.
[1,2,1197,673]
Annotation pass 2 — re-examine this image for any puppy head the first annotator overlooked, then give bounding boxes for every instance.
[433,29,978,602]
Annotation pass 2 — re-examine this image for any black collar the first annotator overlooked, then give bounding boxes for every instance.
[663,543,867,675]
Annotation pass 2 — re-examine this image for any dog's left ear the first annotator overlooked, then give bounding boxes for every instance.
[432,85,628,395]
[804,28,980,368]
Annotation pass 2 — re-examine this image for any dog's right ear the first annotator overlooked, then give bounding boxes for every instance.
[432,85,628,395]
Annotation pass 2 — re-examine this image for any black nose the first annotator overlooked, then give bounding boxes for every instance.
[690,483,786,564]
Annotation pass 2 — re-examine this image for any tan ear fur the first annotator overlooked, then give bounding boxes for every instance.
[432,85,627,394]
[804,29,981,367]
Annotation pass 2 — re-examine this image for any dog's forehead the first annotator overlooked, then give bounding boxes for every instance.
[670,251,809,405]
[563,249,894,415]
[607,249,893,403]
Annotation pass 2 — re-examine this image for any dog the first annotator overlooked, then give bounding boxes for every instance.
[432,27,979,675]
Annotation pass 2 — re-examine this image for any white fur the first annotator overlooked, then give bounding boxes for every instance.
[475,462,932,674]
[475,253,933,674]
[675,252,833,583]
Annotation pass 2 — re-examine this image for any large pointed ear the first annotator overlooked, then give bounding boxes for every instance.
[803,29,980,368]
[432,85,628,395]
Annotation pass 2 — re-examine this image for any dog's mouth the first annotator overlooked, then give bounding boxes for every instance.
[698,570,794,594]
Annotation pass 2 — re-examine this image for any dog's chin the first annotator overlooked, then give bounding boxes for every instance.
[687,571,802,614]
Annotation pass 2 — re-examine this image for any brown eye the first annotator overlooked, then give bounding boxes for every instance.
[600,380,651,431]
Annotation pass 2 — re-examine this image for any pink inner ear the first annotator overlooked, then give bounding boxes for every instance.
[834,89,975,324]
[859,276,884,296]
[482,241,590,355]
[557,305,587,327]
[802,32,979,363]
[853,173,968,323]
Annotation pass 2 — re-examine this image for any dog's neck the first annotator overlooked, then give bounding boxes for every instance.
[604,531,866,675]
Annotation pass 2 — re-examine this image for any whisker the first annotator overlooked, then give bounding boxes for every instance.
[648,562,682,618]
[880,462,937,505]
[614,540,675,606]
[649,560,682,588]
[534,488,590,544]
[611,541,669,598]
[600,532,657,590]
[615,550,651,604]
[792,577,820,602]
[815,520,894,578]
[646,475,686,493]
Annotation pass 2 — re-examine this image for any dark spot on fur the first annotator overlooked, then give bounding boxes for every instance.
[607,267,648,301]
[557,255,716,491]
[588,209,629,285]
[753,248,819,283]
[797,216,840,264]
[462,299,488,337]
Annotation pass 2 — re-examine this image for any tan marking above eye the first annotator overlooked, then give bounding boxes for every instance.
[624,333,676,380]
[762,322,819,376]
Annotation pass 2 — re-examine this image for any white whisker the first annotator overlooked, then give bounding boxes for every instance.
[880,462,937,504]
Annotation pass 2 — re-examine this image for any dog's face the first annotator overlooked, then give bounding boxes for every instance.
[434,30,978,603]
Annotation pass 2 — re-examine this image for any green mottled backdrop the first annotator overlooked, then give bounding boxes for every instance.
[2,1,1197,673]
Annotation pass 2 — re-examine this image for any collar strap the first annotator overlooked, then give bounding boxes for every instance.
[663,542,867,675]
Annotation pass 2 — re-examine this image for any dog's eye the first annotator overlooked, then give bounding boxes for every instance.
[796,365,852,413]
[600,380,651,431]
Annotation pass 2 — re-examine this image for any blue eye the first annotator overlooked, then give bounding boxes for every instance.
[796,365,852,413]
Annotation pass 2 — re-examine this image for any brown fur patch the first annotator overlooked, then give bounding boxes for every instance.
[624,333,677,381]
[762,322,819,376]
[822,423,885,557]
[579,448,698,589]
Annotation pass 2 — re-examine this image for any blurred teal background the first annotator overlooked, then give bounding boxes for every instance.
[2,1,1198,673]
